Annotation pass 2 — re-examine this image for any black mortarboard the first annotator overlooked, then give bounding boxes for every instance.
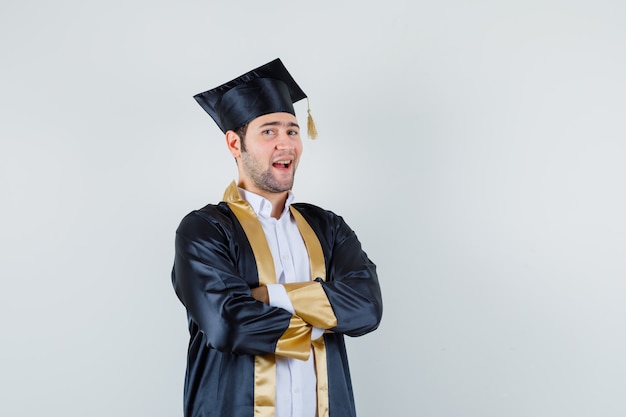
[194,58,316,138]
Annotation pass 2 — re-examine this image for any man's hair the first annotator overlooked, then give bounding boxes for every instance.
[234,124,248,152]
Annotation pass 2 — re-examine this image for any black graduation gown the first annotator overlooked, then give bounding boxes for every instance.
[172,198,382,417]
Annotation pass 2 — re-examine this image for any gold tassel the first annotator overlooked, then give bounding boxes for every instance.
[306,98,318,140]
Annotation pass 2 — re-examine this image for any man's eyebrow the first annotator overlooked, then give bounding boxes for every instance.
[258,121,300,129]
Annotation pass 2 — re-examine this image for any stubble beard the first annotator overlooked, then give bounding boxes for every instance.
[241,151,295,194]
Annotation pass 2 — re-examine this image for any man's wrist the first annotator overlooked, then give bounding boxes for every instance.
[251,286,269,304]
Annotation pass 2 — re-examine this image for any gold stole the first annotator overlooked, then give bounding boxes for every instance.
[223,182,330,417]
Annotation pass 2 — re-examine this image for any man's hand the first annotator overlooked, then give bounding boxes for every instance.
[251,286,269,304]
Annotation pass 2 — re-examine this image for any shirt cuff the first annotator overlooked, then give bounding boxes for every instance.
[311,327,324,340]
[266,284,294,314]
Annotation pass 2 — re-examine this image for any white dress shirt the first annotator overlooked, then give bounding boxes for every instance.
[239,188,318,417]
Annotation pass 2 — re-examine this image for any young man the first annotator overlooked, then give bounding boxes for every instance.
[172,58,382,417]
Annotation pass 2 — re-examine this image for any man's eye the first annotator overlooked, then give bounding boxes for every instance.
[288,130,299,136]
[263,129,274,135]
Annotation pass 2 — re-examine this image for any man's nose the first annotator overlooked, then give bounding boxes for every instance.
[276,133,294,149]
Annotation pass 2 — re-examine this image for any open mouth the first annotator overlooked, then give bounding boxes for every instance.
[272,160,292,169]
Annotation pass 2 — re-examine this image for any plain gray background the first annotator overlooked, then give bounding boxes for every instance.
[2,1,625,416]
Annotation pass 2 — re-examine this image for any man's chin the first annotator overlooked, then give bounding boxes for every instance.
[258,181,293,194]
[271,183,294,193]
[269,176,294,192]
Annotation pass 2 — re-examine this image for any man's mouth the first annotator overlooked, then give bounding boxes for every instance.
[272,159,292,169]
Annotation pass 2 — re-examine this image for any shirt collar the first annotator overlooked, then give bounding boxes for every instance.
[238,187,295,219]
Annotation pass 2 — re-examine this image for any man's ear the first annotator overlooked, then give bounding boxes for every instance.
[225,130,241,158]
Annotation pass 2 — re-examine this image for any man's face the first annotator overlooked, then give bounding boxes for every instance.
[238,112,303,196]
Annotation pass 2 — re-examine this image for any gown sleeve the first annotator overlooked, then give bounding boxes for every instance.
[285,206,383,337]
[172,209,313,359]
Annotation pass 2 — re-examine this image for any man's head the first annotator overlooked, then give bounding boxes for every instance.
[193,58,311,201]
[225,112,302,197]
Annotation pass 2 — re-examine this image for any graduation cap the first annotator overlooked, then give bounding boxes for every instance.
[194,58,317,139]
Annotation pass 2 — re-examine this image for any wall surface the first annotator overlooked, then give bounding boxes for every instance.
[2,1,625,416]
